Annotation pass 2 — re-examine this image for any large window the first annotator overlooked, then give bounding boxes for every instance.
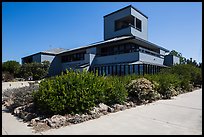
[135,64,139,75]
[121,65,125,75]
[115,15,134,31]
[99,43,139,56]
[129,65,133,74]
[23,56,33,64]
[125,65,129,75]
[117,65,120,75]
[140,64,144,75]
[61,51,86,63]
[136,18,142,32]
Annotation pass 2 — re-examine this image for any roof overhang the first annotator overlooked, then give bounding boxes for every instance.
[22,52,56,59]
[130,36,169,52]
[58,35,169,56]
[129,61,169,67]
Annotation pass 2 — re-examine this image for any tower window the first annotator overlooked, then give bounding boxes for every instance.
[115,15,134,31]
[136,18,142,32]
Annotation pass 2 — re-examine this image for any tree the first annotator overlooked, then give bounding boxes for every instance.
[19,61,50,80]
[2,71,14,82]
[2,60,21,77]
[42,61,50,74]
[169,50,186,64]
[198,62,202,68]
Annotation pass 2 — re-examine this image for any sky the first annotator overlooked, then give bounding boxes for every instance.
[2,2,202,64]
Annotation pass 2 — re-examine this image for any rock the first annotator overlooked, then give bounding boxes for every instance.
[24,113,37,122]
[112,104,124,112]
[13,106,22,116]
[124,102,130,107]
[107,106,114,113]
[129,101,136,107]
[29,117,40,126]
[81,114,89,121]
[49,115,66,128]
[91,113,100,119]
[68,115,83,124]
[120,105,127,111]
[19,111,28,119]
[102,111,108,115]
[89,107,100,115]
[98,103,108,112]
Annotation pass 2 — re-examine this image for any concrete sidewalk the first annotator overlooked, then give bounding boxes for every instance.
[2,89,202,135]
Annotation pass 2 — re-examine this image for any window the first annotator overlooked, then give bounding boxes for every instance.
[101,47,108,56]
[115,15,134,31]
[61,51,86,63]
[140,64,144,75]
[121,65,125,75]
[125,65,129,75]
[136,18,142,32]
[135,64,139,75]
[107,66,110,75]
[129,65,133,74]
[117,65,120,75]
[113,65,116,75]
[98,67,101,76]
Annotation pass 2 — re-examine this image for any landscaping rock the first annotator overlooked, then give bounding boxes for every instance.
[98,103,108,112]
[107,106,114,113]
[49,115,66,128]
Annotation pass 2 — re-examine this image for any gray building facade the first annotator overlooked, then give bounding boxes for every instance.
[22,5,180,77]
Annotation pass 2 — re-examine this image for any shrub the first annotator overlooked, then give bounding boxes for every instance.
[2,60,21,78]
[103,76,128,105]
[144,73,181,99]
[3,84,39,110]
[127,78,161,103]
[19,61,50,80]
[33,70,128,115]
[167,64,202,89]
[2,71,14,82]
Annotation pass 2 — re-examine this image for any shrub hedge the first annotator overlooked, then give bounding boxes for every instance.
[33,70,128,115]
[33,64,202,115]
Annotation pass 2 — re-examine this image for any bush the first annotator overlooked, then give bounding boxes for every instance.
[144,73,181,99]
[103,76,128,105]
[167,64,202,89]
[33,70,128,115]
[2,60,21,77]
[3,84,39,110]
[19,61,50,80]
[2,71,14,82]
[127,78,161,103]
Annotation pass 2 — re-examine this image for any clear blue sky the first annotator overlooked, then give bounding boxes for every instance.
[2,2,202,64]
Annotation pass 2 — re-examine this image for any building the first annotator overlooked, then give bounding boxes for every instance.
[22,5,180,77]
[22,48,68,64]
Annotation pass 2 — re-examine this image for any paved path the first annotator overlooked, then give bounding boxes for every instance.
[2,89,202,135]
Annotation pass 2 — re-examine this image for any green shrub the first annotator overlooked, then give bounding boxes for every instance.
[144,73,181,99]
[33,70,127,115]
[167,64,202,89]
[103,76,128,105]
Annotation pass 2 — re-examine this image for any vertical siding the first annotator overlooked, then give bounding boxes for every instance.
[104,7,131,40]
[139,52,164,65]
[48,56,62,76]
[131,8,148,40]
[164,55,180,66]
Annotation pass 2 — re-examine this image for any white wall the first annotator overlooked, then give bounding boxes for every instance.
[2,81,36,93]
